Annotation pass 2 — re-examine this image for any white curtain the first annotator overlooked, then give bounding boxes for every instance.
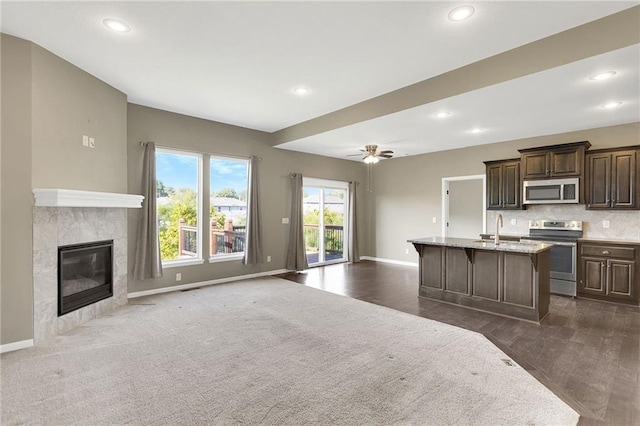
[286,173,309,271]
[134,142,163,280]
[243,156,264,265]
[348,181,360,263]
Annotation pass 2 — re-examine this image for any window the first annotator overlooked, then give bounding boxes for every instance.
[210,157,249,260]
[156,149,249,266]
[156,150,201,265]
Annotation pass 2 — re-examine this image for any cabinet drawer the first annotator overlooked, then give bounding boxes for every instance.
[581,245,636,260]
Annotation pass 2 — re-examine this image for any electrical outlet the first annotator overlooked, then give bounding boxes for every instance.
[267,255,271,262]
[88,137,95,148]
[603,220,610,229]
[432,217,437,224]
[282,218,289,224]
[176,273,182,281]
[405,248,409,254]
[510,218,517,226]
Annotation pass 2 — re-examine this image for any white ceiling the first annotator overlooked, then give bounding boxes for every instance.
[1,1,639,160]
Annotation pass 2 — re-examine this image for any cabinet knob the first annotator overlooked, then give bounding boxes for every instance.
[602,250,610,255]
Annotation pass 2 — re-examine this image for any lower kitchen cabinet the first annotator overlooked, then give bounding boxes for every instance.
[411,241,549,322]
[578,240,639,305]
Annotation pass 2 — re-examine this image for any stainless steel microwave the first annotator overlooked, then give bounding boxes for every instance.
[523,178,579,204]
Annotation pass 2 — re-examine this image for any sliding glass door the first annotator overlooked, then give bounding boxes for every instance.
[303,178,348,266]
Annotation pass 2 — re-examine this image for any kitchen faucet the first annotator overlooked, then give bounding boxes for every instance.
[495,213,503,245]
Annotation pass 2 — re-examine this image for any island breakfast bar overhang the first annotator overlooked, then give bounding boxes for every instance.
[408,237,553,323]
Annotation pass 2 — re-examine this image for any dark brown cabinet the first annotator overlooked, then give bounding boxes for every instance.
[586,147,639,210]
[578,240,639,305]
[518,141,590,180]
[411,241,550,322]
[484,159,522,210]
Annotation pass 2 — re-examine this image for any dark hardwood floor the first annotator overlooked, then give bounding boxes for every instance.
[277,261,640,426]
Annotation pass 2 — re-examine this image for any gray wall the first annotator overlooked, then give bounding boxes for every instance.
[371,122,640,263]
[31,44,128,191]
[127,104,366,293]
[1,35,34,345]
[0,35,128,345]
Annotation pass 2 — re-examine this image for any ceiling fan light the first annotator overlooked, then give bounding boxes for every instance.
[363,156,374,164]
[371,157,379,164]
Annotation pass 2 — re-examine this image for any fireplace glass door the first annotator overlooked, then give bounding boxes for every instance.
[58,240,113,316]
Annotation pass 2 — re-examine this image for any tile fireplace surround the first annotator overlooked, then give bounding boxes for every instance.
[32,189,143,344]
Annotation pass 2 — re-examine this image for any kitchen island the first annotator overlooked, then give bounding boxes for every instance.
[408,237,553,323]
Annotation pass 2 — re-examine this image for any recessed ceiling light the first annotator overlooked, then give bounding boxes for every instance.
[292,86,310,96]
[601,101,623,109]
[589,71,617,81]
[434,111,452,119]
[448,5,475,22]
[468,127,485,134]
[103,18,131,33]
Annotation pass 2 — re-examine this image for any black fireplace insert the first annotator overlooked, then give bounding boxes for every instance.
[58,240,113,316]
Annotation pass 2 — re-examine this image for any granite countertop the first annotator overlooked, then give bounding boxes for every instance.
[408,237,554,254]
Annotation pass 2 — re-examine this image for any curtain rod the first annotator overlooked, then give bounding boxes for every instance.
[140,141,261,161]
[291,173,358,185]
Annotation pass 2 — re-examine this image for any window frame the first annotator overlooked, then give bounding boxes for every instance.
[208,155,250,263]
[155,148,251,267]
[302,177,350,267]
[156,148,204,267]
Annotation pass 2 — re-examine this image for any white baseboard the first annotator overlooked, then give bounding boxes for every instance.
[128,268,290,299]
[360,256,418,268]
[0,339,34,354]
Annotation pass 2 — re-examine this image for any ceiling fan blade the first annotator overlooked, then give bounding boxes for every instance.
[378,154,393,158]
[346,153,362,157]
[379,150,394,154]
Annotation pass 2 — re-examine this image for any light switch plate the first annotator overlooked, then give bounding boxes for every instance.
[282,218,289,224]
[82,135,89,147]
[510,218,517,226]
[88,137,95,148]
[603,220,610,229]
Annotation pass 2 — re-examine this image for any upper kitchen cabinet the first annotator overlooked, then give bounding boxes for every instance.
[484,159,522,210]
[586,146,640,210]
[518,141,591,180]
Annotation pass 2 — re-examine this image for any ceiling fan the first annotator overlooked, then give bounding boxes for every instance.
[349,144,394,163]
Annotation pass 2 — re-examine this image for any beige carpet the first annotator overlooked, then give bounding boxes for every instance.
[1,277,578,425]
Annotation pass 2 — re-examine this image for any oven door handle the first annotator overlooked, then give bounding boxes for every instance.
[547,241,577,247]
[523,240,576,247]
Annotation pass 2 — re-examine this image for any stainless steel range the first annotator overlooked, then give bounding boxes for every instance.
[521,219,583,297]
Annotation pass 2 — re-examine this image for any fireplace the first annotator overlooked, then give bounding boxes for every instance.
[58,240,113,316]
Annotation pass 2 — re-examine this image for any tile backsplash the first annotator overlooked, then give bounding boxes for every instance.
[487,205,640,241]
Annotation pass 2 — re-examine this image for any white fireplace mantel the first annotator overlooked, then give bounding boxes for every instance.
[33,188,144,208]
